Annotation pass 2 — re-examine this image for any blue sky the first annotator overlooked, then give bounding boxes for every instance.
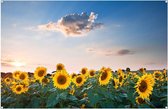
[1,1,167,73]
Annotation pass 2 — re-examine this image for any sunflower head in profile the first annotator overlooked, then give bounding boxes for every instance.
[118,74,125,86]
[13,71,21,80]
[153,71,162,80]
[12,84,24,94]
[4,77,12,85]
[34,67,47,80]
[117,69,123,76]
[70,73,77,79]
[56,63,65,71]
[112,78,119,89]
[99,69,112,86]
[69,89,75,95]
[53,71,71,90]
[135,74,155,99]
[73,74,85,87]
[40,77,50,85]
[19,72,29,82]
[89,70,96,78]
[136,96,146,104]
[81,68,88,77]
[163,69,167,77]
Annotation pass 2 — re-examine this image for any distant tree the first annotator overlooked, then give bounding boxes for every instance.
[122,69,125,72]
[144,68,146,71]
[126,67,130,72]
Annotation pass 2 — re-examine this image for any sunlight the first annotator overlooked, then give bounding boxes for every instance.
[11,61,26,67]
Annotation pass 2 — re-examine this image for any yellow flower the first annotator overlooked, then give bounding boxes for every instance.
[40,77,50,85]
[136,96,146,104]
[12,84,24,94]
[4,77,12,85]
[73,74,85,87]
[34,67,47,80]
[135,74,155,99]
[56,63,65,71]
[89,70,96,78]
[18,72,29,82]
[53,70,71,89]
[153,71,162,80]
[12,71,21,80]
[99,69,112,86]
[83,93,87,98]
[69,89,75,95]
[70,73,77,79]
[117,69,123,76]
[81,67,88,77]
[112,78,119,89]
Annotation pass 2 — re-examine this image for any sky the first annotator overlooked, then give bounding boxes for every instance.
[1,1,167,73]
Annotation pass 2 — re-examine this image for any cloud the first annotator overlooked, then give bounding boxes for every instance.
[1,59,14,67]
[1,59,26,67]
[38,12,103,37]
[116,49,135,56]
[1,62,13,67]
[86,48,135,56]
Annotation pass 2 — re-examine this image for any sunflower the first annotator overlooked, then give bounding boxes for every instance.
[4,77,12,85]
[135,74,155,99]
[117,69,123,76]
[13,71,21,80]
[99,69,112,86]
[56,63,65,71]
[73,74,85,87]
[69,89,75,95]
[34,67,47,80]
[12,84,24,94]
[89,70,95,78]
[112,78,119,89]
[53,71,71,89]
[40,77,50,85]
[70,73,77,79]
[81,67,88,77]
[118,74,125,86]
[163,69,167,77]
[136,96,146,104]
[18,72,29,82]
[153,71,162,80]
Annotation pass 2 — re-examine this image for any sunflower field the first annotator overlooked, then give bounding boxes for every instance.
[1,63,167,108]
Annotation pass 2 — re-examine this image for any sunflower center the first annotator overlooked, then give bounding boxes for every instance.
[101,72,108,81]
[76,77,82,83]
[72,74,76,78]
[119,76,123,82]
[138,97,145,104]
[57,75,66,85]
[20,74,25,80]
[57,65,63,70]
[15,73,19,77]
[42,78,48,83]
[155,73,160,78]
[16,86,22,92]
[90,71,95,76]
[81,69,86,75]
[139,80,147,92]
[38,70,44,77]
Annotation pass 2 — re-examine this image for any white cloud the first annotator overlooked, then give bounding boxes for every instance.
[38,12,103,37]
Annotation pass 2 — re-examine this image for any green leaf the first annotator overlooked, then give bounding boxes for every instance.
[59,91,68,100]
[28,97,40,108]
[46,93,59,108]
[88,91,102,106]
